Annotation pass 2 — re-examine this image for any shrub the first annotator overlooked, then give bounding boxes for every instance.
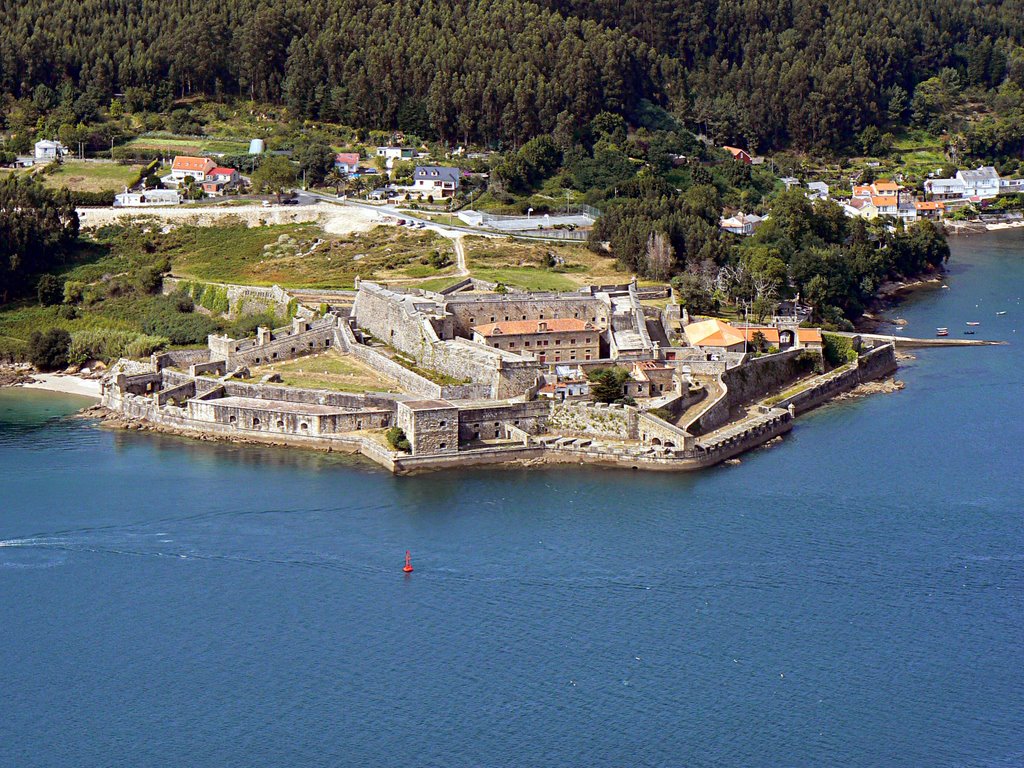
[37,274,63,306]
[67,329,168,365]
[28,328,72,370]
[63,280,85,304]
[385,426,412,452]
[822,333,857,367]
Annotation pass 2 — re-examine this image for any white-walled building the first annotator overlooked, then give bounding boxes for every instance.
[412,166,460,197]
[114,189,181,207]
[34,140,67,162]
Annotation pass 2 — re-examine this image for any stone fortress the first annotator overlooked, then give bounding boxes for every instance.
[101,278,897,474]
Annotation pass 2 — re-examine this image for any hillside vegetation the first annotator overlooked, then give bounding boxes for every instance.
[1,0,1023,151]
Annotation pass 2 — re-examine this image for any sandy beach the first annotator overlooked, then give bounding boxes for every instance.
[20,374,102,398]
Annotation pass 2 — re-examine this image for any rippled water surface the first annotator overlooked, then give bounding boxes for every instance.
[2,234,1023,767]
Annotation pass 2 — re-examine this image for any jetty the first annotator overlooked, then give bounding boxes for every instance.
[836,331,1006,348]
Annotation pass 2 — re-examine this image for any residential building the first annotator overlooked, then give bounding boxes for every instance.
[719,212,765,235]
[844,197,878,219]
[805,181,829,200]
[925,166,1006,201]
[781,176,801,190]
[114,189,181,207]
[723,145,752,164]
[412,166,461,198]
[376,146,415,169]
[334,152,360,174]
[914,201,946,220]
[34,140,67,162]
[471,318,599,364]
[170,156,217,184]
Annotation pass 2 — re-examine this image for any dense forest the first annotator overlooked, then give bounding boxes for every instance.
[2,0,1024,150]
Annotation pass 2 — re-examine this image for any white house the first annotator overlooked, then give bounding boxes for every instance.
[114,189,181,207]
[169,156,217,184]
[999,178,1024,195]
[334,152,360,174]
[376,146,415,169]
[926,166,1001,200]
[805,181,829,200]
[719,212,765,235]
[412,166,460,198]
[958,167,1001,199]
[34,140,67,162]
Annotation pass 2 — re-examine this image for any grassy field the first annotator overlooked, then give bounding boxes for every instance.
[40,161,145,193]
[124,134,250,155]
[163,224,456,289]
[246,350,400,393]
[462,236,626,291]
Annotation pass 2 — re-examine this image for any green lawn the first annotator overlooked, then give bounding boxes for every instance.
[469,267,579,292]
[160,223,454,289]
[247,350,400,393]
[124,134,250,155]
[42,161,144,193]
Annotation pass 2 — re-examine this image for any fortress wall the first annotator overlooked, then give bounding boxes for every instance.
[153,349,210,370]
[353,284,438,355]
[777,344,897,415]
[444,296,609,336]
[457,400,550,441]
[346,343,443,399]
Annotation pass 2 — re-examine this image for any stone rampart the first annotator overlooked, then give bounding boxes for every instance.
[163,277,315,320]
[637,413,695,450]
[444,294,609,337]
[774,344,897,415]
[209,316,339,368]
[457,401,549,441]
[346,343,443,399]
[153,349,210,370]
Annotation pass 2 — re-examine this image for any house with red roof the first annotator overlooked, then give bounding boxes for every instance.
[722,146,752,164]
[170,156,217,184]
[334,152,361,174]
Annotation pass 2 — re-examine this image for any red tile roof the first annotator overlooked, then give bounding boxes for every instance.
[335,152,360,166]
[172,156,215,172]
[209,167,236,176]
[473,318,594,337]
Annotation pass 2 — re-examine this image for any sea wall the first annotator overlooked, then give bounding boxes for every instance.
[775,344,897,415]
[687,349,817,435]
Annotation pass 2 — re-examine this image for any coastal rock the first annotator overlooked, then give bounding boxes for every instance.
[835,378,905,400]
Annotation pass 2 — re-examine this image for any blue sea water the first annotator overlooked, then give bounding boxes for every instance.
[1,233,1022,767]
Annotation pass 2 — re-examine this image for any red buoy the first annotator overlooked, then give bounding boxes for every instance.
[403,550,414,573]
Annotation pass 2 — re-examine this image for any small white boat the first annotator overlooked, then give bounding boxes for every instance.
[966,322,980,326]
[997,311,1008,316]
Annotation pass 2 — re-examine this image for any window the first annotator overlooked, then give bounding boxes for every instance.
[300,423,308,432]
[585,354,591,360]
[438,420,447,427]
[356,420,362,430]
[229,415,237,424]
[325,339,331,346]
[254,358,260,364]
[276,420,284,428]
[439,442,447,449]
[272,353,277,359]
[253,418,261,427]
[509,342,516,348]
[555,340,561,345]
[504,316,509,321]
[570,354,576,360]
[290,347,295,353]
[525,341,531,347]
